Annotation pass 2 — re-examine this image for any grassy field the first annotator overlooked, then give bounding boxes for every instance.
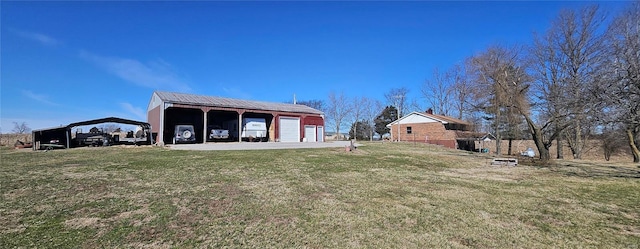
[1,143,639,248]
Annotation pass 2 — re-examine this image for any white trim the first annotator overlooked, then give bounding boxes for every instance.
[386,112,449,128]
[147,92,163,111]
[316,126,324,142]
[158,102,166,145]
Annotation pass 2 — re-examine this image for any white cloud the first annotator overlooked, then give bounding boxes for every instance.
[79,51,192,92]
[119,102,146,120]
[21,90,59,106]
[13,29,60,46]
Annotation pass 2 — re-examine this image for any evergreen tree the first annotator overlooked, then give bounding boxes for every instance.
[374,106,398,137]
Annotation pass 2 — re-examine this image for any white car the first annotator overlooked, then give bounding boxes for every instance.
[521,148,536,158]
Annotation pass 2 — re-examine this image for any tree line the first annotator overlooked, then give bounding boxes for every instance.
[300,2,640,163]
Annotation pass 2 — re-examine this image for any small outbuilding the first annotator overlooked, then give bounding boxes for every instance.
[147,91,325,145]
[455,131,496,152]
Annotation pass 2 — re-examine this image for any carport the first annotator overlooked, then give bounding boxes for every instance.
[31,117,152,150]
[147,91,325,145]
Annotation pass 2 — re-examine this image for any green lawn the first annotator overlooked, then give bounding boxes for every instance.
[1,143,638,248]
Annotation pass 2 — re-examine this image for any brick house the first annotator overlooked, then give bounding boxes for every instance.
[386,109,473,149]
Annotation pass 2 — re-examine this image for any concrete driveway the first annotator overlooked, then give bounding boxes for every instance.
[168,141,359,151]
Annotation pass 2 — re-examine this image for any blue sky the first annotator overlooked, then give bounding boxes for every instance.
[0,1,628,131]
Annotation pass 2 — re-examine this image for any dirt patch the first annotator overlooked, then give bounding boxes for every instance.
[548,162,640,179]
[65,217,102,229]
[3,187,32,200]
[125,241,173,249]
[613,224,640,236]
[441,167,528,182]
[205,198,234,217]
[114,205,152,225]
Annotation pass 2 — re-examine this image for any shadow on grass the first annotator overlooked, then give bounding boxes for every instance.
[521,158,640,179]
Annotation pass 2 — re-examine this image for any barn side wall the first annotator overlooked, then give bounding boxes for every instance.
[148,105,162,134]
[302,115,324,136]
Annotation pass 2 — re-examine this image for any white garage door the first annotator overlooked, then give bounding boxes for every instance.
[304,125,316,142]
[279,117,300,142]
[317,126,324,142]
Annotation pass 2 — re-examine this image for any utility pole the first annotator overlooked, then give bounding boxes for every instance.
[394,95,402,142]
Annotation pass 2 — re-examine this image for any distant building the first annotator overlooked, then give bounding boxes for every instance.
[387,109,484,149]
[324,132,348,141]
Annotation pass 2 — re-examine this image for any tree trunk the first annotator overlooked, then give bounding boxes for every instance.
[573,121,582,159]
[626,128,640,163]
[539,144,551,162]
[495,114,502,156]
[523,114,551,162]
[508,139,513,155]
[532,131,550,161]
[556,138,564,159]
[354,125,357,141]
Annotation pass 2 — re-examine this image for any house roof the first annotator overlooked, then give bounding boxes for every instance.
[426,113,471,125]
[455,131,495,141]
[387,111,471,127]
[154,91,323,115]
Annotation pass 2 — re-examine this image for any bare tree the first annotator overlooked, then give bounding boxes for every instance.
[530,26,573,160]
[407,99,424,114]
[326,91,351,138]
[101,124,122,134]
[349,96,367,141]
[421,68,452,116]
[384,87,410,117]
[467,45,530,156]
[601,2,640,163]
[361,97,382,141]
[600,125,626,161]
[527,49,575,161]
[297,99,326,112]
[449,63,472,120]
[12,122,31,134]
[552,6,607,160]
[524,5,607,161]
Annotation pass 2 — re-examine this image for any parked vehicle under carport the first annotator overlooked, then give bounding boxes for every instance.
[173,125,196,144]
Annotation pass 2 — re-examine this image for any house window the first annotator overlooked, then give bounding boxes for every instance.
[406,126,412,134]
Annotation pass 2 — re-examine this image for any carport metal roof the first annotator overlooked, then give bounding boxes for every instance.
[32,117,151,150]
[155,91,324,115]
[68,117,150,129]
[32,117,150,132]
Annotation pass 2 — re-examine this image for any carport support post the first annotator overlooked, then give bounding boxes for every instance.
[66,129,70,149]
[202,110,208,144]
[238,112,243,142]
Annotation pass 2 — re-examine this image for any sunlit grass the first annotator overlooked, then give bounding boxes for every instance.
[1,143,638,248]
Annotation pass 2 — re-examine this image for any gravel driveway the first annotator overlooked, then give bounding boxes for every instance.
[168,141,359,151]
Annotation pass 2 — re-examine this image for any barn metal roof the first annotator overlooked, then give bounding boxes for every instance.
[155,91,324,115]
